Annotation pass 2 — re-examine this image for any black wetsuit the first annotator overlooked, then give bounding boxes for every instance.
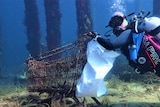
[97,29,133,61]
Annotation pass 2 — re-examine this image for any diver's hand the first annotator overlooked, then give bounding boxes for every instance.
[83,31,101,41]
[83,31,99,38]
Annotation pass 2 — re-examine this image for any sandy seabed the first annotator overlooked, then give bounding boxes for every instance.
[0,73,160,107]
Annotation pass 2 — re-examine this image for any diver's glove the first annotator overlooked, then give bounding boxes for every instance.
[83,31,101,41]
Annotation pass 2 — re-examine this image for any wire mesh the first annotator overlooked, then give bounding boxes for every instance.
[27,36,91,98]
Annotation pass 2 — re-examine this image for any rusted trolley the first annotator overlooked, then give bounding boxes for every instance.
[27,36,93,104]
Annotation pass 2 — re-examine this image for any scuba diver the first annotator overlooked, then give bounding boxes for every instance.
[84,12,134,63]
[84,11,160,76]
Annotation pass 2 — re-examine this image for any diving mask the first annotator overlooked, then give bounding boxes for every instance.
[119,19,128,30]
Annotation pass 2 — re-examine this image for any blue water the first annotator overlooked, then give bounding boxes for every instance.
[0,0,153,78]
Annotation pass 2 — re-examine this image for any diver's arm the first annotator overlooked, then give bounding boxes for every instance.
[84,31,114,50]
[97,37,114,50]
[111,29,132,48]
[97,29,132,50]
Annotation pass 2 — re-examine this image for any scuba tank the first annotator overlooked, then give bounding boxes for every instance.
[129,11,160,76]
